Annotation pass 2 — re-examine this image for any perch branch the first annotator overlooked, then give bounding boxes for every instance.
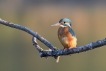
[0,18,106,62]
[32,36,106,57]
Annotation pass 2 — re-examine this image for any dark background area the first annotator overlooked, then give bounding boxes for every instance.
[0,0,106,71]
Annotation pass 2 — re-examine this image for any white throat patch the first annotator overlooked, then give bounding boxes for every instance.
[65,23,71,27]
[60,25,66,27]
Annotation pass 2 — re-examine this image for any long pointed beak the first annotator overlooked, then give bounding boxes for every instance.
[51,22,61,26]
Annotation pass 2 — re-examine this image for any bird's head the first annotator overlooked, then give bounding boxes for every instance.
[51,18,72,27]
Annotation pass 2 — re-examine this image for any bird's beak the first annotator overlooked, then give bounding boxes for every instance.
[51,22,61,26]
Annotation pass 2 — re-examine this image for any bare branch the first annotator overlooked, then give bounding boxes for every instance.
[0,18,106,62]
[31,34,106,57]
[0,18,56,51]
[37,38,106,57]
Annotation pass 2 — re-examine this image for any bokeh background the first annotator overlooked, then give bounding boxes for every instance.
[0,0,106,71]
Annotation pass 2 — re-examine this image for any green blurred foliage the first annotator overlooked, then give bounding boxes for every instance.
[0,0,106,71]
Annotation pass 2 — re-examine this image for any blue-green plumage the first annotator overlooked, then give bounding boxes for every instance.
[59,18,72,26]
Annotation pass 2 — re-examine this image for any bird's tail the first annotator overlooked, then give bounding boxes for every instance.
[55,56,60,63]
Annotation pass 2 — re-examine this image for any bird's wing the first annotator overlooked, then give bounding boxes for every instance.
[68,27,76,37]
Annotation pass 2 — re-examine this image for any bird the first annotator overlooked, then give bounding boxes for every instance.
[51,18,77,49]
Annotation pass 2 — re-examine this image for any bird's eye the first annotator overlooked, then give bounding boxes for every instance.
[64,22,65,23]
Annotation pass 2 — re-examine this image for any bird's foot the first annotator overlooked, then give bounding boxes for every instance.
[63,47,68,51]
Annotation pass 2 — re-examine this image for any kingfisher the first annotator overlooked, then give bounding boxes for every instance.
[51,18,77,49]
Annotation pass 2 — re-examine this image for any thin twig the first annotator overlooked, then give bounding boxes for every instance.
[0,18,56,51]
[32,37,43,52]
[32,36,60,62]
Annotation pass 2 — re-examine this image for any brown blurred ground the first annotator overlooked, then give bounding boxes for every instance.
[0,0,106,71]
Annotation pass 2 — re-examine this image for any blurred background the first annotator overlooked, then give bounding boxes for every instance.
[0,0,106,71]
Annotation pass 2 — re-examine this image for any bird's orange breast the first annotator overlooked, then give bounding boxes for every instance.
[58,26,77,48]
